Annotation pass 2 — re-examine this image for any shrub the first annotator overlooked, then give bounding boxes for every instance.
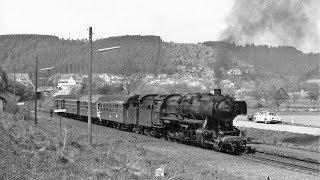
[253,102,263,108]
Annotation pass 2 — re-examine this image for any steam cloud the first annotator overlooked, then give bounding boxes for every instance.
[221,0,320,53]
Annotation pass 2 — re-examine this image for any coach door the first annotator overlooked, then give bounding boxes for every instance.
[97,102,101,119]
[151,100,162,127]
[76,101,80,115]
[127,101,138,124]
[61,99,65,109]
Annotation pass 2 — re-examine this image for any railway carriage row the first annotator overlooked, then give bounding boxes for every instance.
[54,89,248,153]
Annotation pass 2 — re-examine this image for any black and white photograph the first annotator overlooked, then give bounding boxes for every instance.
[0,0,319,179]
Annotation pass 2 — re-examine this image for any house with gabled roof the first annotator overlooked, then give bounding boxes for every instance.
[8,73,33,86]
[58,74,76,88]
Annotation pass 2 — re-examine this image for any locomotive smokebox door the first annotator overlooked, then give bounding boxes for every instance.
[234,101,247,115]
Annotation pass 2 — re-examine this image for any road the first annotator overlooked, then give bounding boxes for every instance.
[240,113,320,127]
[234,116,320,136]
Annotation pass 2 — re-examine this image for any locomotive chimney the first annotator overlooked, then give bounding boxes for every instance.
[214,88,221,95]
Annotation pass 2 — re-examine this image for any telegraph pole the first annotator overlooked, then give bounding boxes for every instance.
[34,57,38,125]
[88,27,93,146]
[13,67,16,97]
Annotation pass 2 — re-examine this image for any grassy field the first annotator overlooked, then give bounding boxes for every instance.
[0,112,243,180]
[243,127,320,152]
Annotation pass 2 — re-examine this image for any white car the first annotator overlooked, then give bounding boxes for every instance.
[253,111,282,124]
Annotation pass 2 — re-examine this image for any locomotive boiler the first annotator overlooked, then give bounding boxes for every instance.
[164,89,247,121]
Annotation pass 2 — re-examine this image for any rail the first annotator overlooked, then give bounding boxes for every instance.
[241,152,319,175]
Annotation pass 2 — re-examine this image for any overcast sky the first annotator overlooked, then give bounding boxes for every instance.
[0,0,233,42]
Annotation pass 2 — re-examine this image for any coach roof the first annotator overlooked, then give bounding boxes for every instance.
[79,95,104,103]
[98,95,131,104]
[53,95,81,100]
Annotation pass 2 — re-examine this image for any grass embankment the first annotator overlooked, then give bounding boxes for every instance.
[0,112,240,180]
[244,128,320,152]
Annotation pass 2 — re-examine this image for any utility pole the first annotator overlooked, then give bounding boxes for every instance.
[13,67,16,97]
[34,57,38,125]
[88,27,93,146]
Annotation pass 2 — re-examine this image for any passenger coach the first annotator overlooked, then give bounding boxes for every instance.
[97,95,140,128]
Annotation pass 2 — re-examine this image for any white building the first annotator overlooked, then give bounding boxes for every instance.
[8,73,33,86]
[57,75,76,88]
[221,79,235,88]
[227,68,242,75]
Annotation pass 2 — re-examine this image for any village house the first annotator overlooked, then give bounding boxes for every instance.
[75,76,84,86]
[227,68,242,75]
[58,74,76,88]
[145,74,154,79]
[8,73,33,86]
[222,79,235,88]
[188,80,200,86]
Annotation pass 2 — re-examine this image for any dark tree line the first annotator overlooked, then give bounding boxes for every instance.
[0,35,162,78]
[204,41,319,78]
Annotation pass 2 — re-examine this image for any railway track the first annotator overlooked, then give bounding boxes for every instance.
[241,152,320,175]
[23,108,320,176]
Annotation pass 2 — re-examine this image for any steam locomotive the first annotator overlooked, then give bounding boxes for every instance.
[54,89,248,153]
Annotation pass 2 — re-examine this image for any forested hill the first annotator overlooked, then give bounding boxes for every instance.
[0,34,319,80]
[203,41,319,79]
[0,34,161,78]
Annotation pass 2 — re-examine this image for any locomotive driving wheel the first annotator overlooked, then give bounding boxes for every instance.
[166,131,176,142]
[217,142,223,152]
[132,125,142,134]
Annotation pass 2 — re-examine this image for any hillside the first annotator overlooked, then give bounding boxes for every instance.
[0,34,319,81]
[203,41,319,79]
[0,34,161,79]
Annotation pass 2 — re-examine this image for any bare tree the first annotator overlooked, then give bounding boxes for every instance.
[250,89,262,102]
[307,91,319,104]
[272,87,289,111]
[122,73,144,95]
[292,93,300,103]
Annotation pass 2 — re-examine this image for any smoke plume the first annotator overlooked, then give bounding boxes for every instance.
[221,0,320,53]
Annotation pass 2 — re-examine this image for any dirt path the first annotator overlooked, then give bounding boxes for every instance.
[36,113,319,180]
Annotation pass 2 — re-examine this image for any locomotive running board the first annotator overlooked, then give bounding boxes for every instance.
[161,118,202,124]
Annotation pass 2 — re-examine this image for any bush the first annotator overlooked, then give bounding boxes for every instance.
[253,102,263,108]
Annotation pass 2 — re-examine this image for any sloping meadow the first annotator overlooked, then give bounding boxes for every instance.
[0,112,155,179]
